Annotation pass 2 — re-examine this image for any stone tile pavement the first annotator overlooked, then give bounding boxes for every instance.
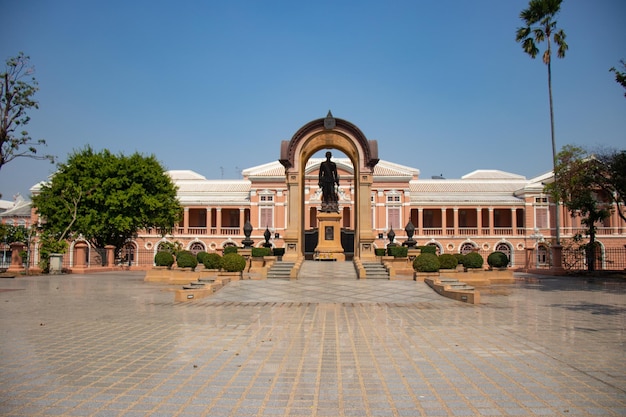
[0,262,625,416]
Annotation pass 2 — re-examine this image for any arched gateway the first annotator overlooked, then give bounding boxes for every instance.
[279,112,379,261]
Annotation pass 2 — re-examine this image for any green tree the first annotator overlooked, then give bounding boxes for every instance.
[516,0,568,245]
[0,52,54,172]
[545,145,611,272]
[0,223,29,244]
[32,146,182,251]
[609,60,626,97]
[596,149,626,223]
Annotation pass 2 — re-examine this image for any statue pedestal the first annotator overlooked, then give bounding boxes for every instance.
[314,212,345,261]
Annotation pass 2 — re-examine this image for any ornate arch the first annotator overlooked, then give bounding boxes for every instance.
[279,112,379,261]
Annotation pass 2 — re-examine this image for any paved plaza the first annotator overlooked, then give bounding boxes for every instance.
[1,263,625,417]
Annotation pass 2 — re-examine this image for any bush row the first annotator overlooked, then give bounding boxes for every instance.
[412,251,510,272]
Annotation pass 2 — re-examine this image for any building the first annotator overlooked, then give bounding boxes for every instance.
[16,115,626,271]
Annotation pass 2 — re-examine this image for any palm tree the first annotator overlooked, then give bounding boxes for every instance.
[516,0,568,247]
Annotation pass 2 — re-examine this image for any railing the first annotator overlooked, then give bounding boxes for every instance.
[562,246,626,271]
[220,227,241,236]
[458,227,478,236]
[561,227,622,236]
[423,228,442,236]
[493,227,513,235]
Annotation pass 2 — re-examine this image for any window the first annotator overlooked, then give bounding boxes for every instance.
[260,195,273,202]
[535,197,548,203]
[535,207,549,229]
[189,242,205,254]
[387,207,401,230]
[460,242,476,254]
[260,206,273,229]
[387,195,401,202]
[495,242,511,264]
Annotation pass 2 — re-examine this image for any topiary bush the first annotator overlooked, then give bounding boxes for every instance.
[413,253,440,272]
[251,247,272,257]
[438,253,458,270]
[221,253,247,272]
[374,248,386,257]
[487,251,509,268]
[196,251,210,265]
[223,246,238,255]
[454,253,465,265]
[154,251,174,268]
[175,250,198,270]
[203,253,222,270]
[272,247,285,258]
[462,252,484,269]
[387,245,408,258]
[417,245,437,255]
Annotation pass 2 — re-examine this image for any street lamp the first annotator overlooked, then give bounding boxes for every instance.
[529,227,545,268]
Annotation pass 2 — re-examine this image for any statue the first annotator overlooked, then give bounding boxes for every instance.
[318,151,339,212]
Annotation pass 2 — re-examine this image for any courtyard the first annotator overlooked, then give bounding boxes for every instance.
[0,267,625,416]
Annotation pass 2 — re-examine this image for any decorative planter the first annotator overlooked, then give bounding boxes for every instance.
[413,271,440,282]
[218,270,243,281]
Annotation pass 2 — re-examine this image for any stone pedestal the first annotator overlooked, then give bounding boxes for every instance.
[7,242,25,273]
[314,212,345,261]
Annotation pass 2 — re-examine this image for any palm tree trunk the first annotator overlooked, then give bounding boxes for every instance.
[547,59,561,247]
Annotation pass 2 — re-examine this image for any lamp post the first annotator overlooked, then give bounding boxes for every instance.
[529,227,545,269]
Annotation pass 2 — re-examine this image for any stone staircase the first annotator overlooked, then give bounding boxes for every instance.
[267,261,296,280]
[360,261,390,279]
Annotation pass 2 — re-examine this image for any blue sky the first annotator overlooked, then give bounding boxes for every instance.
[1,0,624,200]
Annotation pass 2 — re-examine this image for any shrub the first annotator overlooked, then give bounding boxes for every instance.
[251,247,272,257]
[438,254,458,270]
[176,251,198,270]
[487,251,509,268]
[417,245,437,255]
[222,253,247,272]
[154,251,174,268]
[272,248,285,257]
[374,248,386,257]
[203,253,222,270]
[413,253,440,272]
[462,252,484,269]
[387,245,408,258]
[196,251,210,264]
[454,253,465,265]
[223,246,238,255]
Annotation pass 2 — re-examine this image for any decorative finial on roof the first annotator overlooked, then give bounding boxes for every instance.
[324,110,336,130]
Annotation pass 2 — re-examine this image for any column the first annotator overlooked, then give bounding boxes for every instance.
[418,208,423,236]
[239,208,246,234]
[476,208,482,234]
[207,208,212,232]
[453,208,459,236]
[489,208,494,236]
[511,208,517,235]
[216,208,222,234]
[183,207,189,234]
[441,208,446,235]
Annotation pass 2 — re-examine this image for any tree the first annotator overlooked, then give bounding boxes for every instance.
[516,0,568,245]
[596,149,626,223]
[609,60,626,97]
[32,146,182,252]
[0,52,54,172]
[545,145,611,272]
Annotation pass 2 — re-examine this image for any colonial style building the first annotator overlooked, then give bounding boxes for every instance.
[5,114,626,272]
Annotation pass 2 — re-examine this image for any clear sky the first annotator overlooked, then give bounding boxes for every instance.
[1,0,624,200]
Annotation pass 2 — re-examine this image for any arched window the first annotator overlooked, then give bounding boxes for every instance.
[459,242,476,254]
[189,242,205,255]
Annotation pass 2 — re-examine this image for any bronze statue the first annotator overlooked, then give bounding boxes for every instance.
[319,151,339,212]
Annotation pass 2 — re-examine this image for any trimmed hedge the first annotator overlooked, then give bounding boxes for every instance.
[413,253,440,272]
[196,251,210,264]
[417,245,437,254]
[203,253,222,270]
[387,245,408,258]
[222,253,247,272]
[487,251,509,268]
[374,248,386,257]
[454,253,465,265]
[251,247,272,257]
[438,253,458,270]
[273,248,285,257]
[223,246,238,255]
[154,251,174,268]
[462,252,484,269]
[176,251,198,270]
